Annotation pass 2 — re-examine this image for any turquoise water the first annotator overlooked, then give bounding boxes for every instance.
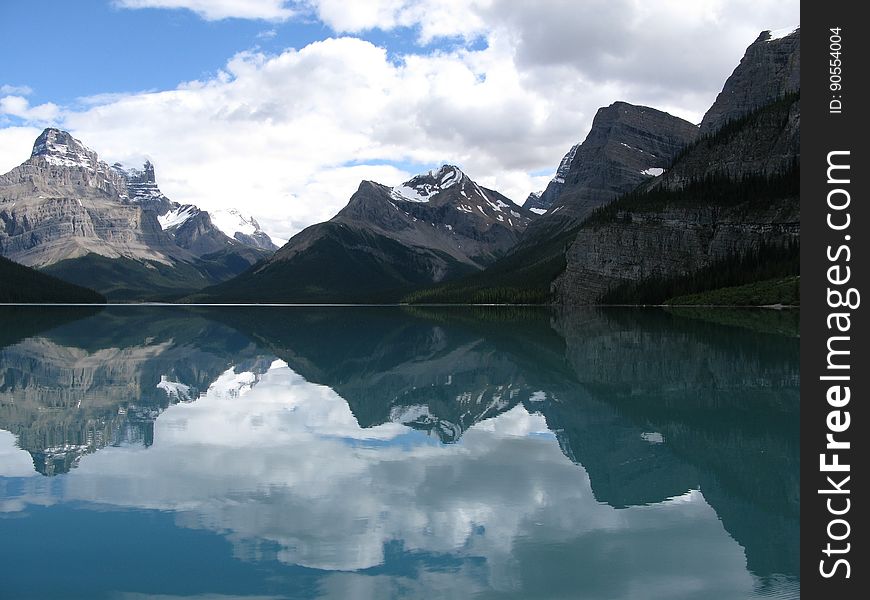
[0,306,799,599]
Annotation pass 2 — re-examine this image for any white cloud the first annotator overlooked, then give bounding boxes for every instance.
[306,0,489,43]
[0,95,60,123]
[0,126,42,173]
[256,28,278,39]
[113,0,296,21]
[0,0,799,242]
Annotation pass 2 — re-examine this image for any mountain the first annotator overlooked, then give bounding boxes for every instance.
[210,209,279,251]
[404,103,699,303]
[699,27,800,136]
[519,102,698,240]
[408,29,799,306]
[553,30,800,306]
[0,255,105,303]
[111,161,279,254]
[522,142,580,214]
[0,129,275,301]
[190,165,535,302]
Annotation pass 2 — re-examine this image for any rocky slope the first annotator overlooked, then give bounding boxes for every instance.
[553,38,800,306]
[192,165,535,302]
[0,129,180,268]
[522,142,580,214]
[410,29,800,306]
[0,129,275,300]
[518,102,698,242]
[700,28,800,135]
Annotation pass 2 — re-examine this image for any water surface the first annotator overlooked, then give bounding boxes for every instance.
[0,306,799,599]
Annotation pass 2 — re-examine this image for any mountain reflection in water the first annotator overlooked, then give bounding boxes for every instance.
[0,306,799,600]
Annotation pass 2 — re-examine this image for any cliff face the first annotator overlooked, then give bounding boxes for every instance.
[554,203,799,306]
[699,28,799,135]
[516,102,698,247]
[658,96,799,189]
[552,33,800,306]
[0,129,275,299]
[0,131,183,268]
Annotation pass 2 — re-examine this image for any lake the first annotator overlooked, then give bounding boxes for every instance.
[0,306,799,599]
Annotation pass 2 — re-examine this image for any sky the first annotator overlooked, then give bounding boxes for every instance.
[0,0,799,241]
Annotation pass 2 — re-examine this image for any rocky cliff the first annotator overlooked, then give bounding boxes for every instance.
[551,31,800,306]
[518,102,698,243]
[0,129,275,299]
[112,160,278,255]
[522,142,580,214]
[554,94,799,306]
[0,130,182,268]
[699,28,799,135]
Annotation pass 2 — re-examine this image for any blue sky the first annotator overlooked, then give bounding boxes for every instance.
[0,0,800,239]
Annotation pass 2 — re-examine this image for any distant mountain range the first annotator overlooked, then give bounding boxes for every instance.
[0,130,278,300]
[189,164,535,302]
[0,27,799,305]
[408,27,800,305]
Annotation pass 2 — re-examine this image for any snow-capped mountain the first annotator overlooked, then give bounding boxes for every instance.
[344,165,534,239]
[210,208,278,251]
[191,164,537,302]
[111,161,277,253]
[0,128,275,299]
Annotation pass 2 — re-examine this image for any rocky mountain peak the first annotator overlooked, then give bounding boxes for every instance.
[390,164,470,203]
[31,128,100,170]
[699,27,800,135]
[518,102,697,225]
[111,160,173,214]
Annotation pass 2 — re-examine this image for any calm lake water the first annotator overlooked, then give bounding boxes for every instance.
[0,306,799,600]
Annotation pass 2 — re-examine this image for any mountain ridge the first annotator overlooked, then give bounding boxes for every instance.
[189,164,535,303]
[0,128,276,300]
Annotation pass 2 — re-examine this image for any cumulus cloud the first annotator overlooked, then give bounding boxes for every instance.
[0,95,60,123]
[0,0,799,241]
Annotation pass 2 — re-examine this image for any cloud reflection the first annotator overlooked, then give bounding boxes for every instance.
[0,359,770,598]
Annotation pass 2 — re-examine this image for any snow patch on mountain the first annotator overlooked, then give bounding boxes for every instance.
[390,165,466,203]
[766,26,799,41]
[31,129,98,170]
[551,143,580,184]
[641,167,665,177]
[206,363,275,399]
[211,209,259,237]
[158,204,198,230]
